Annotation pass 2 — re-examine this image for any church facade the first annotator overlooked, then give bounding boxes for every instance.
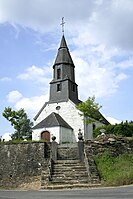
[32,35,109,143]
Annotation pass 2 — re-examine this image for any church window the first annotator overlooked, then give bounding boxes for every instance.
[57,68,61,79]
[56,106,61,110]
[57,83,61,92]
[72,84,75,92]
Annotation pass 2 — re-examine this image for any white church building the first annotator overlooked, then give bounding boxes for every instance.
[32,35,109,143]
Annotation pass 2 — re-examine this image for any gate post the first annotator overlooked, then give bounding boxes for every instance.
[78,130,84,162]
[51,136,57,161]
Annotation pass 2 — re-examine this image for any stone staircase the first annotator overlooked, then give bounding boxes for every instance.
[41,159,100,189]
[41,142,101,189]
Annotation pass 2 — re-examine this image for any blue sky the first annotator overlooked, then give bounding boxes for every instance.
[1,0,133,137]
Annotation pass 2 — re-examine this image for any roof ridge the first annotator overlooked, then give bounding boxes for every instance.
[52,112,60,125]
[33,112,73,130]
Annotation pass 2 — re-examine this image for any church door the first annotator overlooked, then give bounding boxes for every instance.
[41,131,50,142]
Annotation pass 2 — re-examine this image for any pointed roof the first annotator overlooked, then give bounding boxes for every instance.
[53,35,74,68]
[33,112,73,130]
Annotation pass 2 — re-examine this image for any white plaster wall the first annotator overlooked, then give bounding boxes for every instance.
[32,129,40,141]
[60,127,75,143]
[33,100,85,142]
[84,123,93,140]
[32,126,60,143]
[49,126,60,143]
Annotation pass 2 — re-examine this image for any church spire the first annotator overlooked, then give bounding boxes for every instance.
[53,35,74,68]
[49,34,79,104]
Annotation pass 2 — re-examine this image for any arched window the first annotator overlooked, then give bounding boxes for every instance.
[41,131,50,142]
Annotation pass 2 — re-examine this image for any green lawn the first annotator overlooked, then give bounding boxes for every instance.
[94,152,133,186]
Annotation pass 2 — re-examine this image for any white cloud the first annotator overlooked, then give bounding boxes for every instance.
[0,0,133,51]
[17,65,44,80]
[1,0,133,124]
[0,1,133,100]
[0,77,12,82]
[0,0,94,32]
[115,73,128,83]
[15,94,49,118]
[17,65,51,84]
[72,48,128,100]
[6,89,49,119]
[7,90,23,103]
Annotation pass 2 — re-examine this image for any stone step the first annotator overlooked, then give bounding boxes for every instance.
[54,165,86,168]
[53,167,87,172]
[55,159,80,164]
[51,175,88,181]
[41,183,101,190]
[50,179,88,184]
[53,164,85,169]
[52,171,88,177]
[54,164,86,168]
[54,164,86,167]
[52,172,88,177]
[41,155,101,189]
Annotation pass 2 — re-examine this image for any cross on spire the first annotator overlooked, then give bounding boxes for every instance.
[60,17,65,34]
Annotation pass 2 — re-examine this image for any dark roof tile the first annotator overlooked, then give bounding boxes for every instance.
[33,112,73,130]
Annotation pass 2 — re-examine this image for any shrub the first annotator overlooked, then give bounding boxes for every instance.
[93,121,133,138]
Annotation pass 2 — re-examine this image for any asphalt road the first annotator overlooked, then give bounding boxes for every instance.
[0,185,133,199]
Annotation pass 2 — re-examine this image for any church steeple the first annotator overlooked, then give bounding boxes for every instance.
[49,35,79,104]
[53,35,74,68]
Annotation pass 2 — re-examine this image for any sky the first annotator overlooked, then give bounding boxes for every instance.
[1,0,133,137]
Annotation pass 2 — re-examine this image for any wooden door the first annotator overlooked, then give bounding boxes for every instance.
[41,131,50,142]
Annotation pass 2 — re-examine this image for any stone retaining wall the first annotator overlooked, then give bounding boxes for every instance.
[0,139,133,189]
[85,138,133,157]
[0,142,50,188]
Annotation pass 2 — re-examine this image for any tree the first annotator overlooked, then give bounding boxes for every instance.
[2,107,33,140]
[76,96,102,123]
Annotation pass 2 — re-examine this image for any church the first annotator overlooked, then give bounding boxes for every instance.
[32,34,109,143]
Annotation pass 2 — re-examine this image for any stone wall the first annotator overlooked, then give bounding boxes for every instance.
[57,143,79,160]
[0,139,133,189]
[85,138,133,157]
[0,142,50,188]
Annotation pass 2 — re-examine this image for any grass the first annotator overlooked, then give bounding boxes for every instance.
[0,139,48,144]
[94,152,133,186]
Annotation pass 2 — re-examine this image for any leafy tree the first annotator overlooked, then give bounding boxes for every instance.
[76,96,102,123]
[2,107,33,140]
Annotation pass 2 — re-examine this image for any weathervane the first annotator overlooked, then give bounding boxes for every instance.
[60,17,65,34]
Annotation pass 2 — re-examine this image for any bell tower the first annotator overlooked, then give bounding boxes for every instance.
[49,35,79,104]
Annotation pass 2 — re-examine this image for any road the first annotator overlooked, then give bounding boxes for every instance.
[0,185,133,199]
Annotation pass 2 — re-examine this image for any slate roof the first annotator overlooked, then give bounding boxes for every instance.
[94,111,110,125]
[53,35,74,67]
[33,112,73,130]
